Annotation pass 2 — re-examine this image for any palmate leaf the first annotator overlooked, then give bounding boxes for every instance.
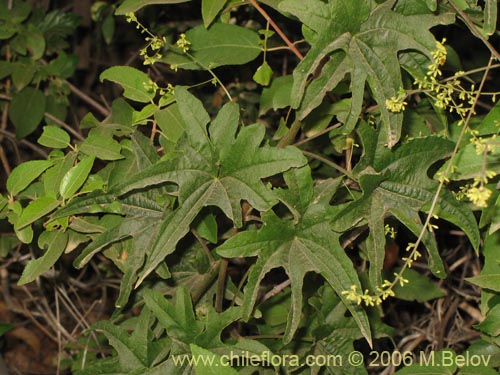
[114,87,306,287]
[332,123,480,288]
[217,166,371,346]
[281,0,454,147]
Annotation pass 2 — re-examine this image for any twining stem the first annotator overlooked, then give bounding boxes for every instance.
[247,0,304,61]
[389,56,495,293]
[277,119,303,148]
[449,0,500,61]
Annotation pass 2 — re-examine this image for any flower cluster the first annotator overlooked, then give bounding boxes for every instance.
[414,39,477,117]
[126,12,166,65]
[386,88,407,113]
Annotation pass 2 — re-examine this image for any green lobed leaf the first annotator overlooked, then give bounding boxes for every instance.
[115,0,191,15]
[281,0,454,147]
[7,160,54,196]
[113,88,306,287]
[100,66,156,103]
[217,166,371,345]
[333,123,479,288]
[38,126,71,149]
[18,230,69,285]
[59,156,95,199]
[9,87,47,139]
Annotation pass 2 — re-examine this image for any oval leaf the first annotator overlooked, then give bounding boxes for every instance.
[100,66,156,103]
[79,134,123,160]
[16,196,60,230]
[60,156,95,199]
[9,87,46,138]
[18,231,69,285]
[38,126,71,149]
[7,160,54,196]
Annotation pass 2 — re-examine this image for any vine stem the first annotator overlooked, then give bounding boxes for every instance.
[247,0,304,61]
[449,0,500,61]
[389,56,495,292]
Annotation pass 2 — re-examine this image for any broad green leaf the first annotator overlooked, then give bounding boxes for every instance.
[18,231,69,285]
[253,61,273,86]
[281,0,454,146]
[217,166,371,345]
[38,126,70,149]
[143,288,243,348]
[115,0,190,15]
[9,87,46,138]
[100,66,156,103]
[114,88,306,286]
[259,75,293,114]
[466,274,500,292]
[475,304,500,336]
[332,123,479,288]
[7,160,54,196]
[24,24,45,59]
[154,103,185,142]
[43,152,77,196]
[79,134,123,160]
[90,311,151,371]
[59,156,95,199]
[392,267,446,302]
[162,24,261,70]
[16,196,60,230]
[190,344,239,375]
[202,0,228,27]
[194,213,218,244]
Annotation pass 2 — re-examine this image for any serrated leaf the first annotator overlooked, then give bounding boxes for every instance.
[113,88,306,287]
[332,123,479,288]
[162,24,261,70]
[18,231,68,285]
[202,0,227,27]
[38,126,70,149]
[16,196,60,230]
[7,160,54,196]
[60,156,95,199]
[9,87,46,138]
[79,134,123,160]
[281,0,454,147]
[190,344,239,375]
[115,0,191,15]
[217,166,371,345]
[100,66,156,103]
